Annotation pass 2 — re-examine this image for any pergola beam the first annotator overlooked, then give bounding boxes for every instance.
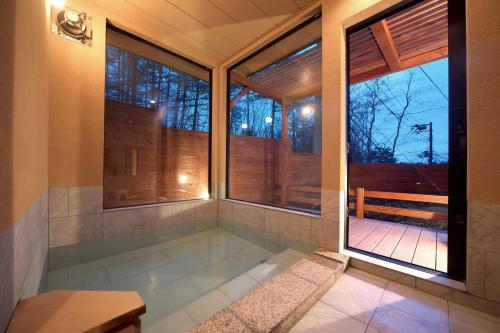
[231,72,283,102]
[285,85,322,102]
[350,46,448,84]
[370,20,401,71]
[229,86,250,109]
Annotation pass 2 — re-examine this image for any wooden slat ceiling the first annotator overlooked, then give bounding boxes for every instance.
[90,0,314,67]
[350,0,448,84]
[231,16,322,101]
[231,0,448,102]
[248,41,322,100]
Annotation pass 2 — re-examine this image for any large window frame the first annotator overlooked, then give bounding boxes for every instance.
[103,23,213,209]
[344,0,467,280]
[225,12,322,214]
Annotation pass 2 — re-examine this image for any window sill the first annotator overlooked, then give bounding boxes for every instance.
[104,198,214,213]
[341,248,466,291]
[223,198,321,219]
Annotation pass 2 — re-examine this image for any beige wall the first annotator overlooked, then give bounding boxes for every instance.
[215,0,500,313]
[48,0,219,190]
[45,0,500,307]
[322,0,500,311]
[465,0,500,306]
[467,0,500,203]
[0,0,49,233]
[48,1,106,188]
[0,0,50,330]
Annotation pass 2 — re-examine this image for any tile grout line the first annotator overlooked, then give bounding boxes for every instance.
[446,299,451,333]
[318,299,369,330]
[363,277,390,332]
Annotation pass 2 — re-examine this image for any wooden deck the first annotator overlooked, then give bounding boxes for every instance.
[348,217,448,272]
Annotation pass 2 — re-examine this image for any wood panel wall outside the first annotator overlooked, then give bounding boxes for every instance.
[349,163,448,195]
[104,100,209,208]
[228,134,279,204]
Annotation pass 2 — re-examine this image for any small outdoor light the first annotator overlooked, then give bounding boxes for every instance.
[265,117,273,124]
[241,123,248,129]
[301,105,314,120]
[178,175,189,184]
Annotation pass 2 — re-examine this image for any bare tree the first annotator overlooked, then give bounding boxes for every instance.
[382,71,416,157]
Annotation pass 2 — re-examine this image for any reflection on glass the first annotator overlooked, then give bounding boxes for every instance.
[347,0,449,272]
[104,28,211,209]
[227,15,322,213]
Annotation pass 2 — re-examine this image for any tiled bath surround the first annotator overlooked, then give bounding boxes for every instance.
[48,186,217,269]
[46,185,500,319]
[218,199,339,254]
[0,192,49,332]
[45,229,308,331]
[219,197,500,319]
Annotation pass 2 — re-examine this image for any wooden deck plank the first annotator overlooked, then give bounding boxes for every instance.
[348,219,384,247]
[348,217,369,235]
[436,230,448,272]
[372,223,408,257]
[348,217,448,273]
[391,226,422,263]
[412,228,437,270]
[356,222,394,252]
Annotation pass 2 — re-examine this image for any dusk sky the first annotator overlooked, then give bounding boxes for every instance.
[351,58,449,164]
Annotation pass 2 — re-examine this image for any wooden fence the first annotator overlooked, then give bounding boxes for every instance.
[104,101,448,213]
[348,188,448,221]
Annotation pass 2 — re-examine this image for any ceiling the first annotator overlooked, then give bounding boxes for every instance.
[231,14,322,101]
[350,0,448,83]
[90,0,314,67]
[228,0,448,105]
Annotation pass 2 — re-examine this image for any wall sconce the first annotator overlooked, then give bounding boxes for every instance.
[51,1,93,46]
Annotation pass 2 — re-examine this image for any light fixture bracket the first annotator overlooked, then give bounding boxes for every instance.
[51,5,93,46]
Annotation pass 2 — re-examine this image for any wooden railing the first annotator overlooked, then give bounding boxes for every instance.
[348,188,448,221]
[283,186,447,222]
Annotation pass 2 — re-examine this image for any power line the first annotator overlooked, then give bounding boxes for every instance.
[418,65,448,101]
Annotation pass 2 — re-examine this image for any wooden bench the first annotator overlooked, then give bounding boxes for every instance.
[7,290,146,333]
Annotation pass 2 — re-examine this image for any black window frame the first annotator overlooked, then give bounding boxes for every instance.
[103,23,213,209]
[225,12,322,214]
[344,0,467,280]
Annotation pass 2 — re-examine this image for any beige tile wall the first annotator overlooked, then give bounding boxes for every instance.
[218,199,337,252]
[48,186,217,248]
[0,192,48,332]
[467,201,500,303]
[49,186,103,248]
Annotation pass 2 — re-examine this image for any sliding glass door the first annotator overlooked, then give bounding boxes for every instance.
[346,0,466,279]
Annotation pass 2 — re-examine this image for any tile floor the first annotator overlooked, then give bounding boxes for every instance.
[45,228,307,332]
[291,268,500,333]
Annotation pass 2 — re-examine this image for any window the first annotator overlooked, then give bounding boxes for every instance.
[227,13,322,213]
[104,26,211,209]
[346,0,467,278]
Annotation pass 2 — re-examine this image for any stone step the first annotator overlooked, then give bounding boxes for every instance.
[189,249,349,333]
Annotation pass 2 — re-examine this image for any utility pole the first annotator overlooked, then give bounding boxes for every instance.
[411,122,433,164]
[429,122,433,165]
